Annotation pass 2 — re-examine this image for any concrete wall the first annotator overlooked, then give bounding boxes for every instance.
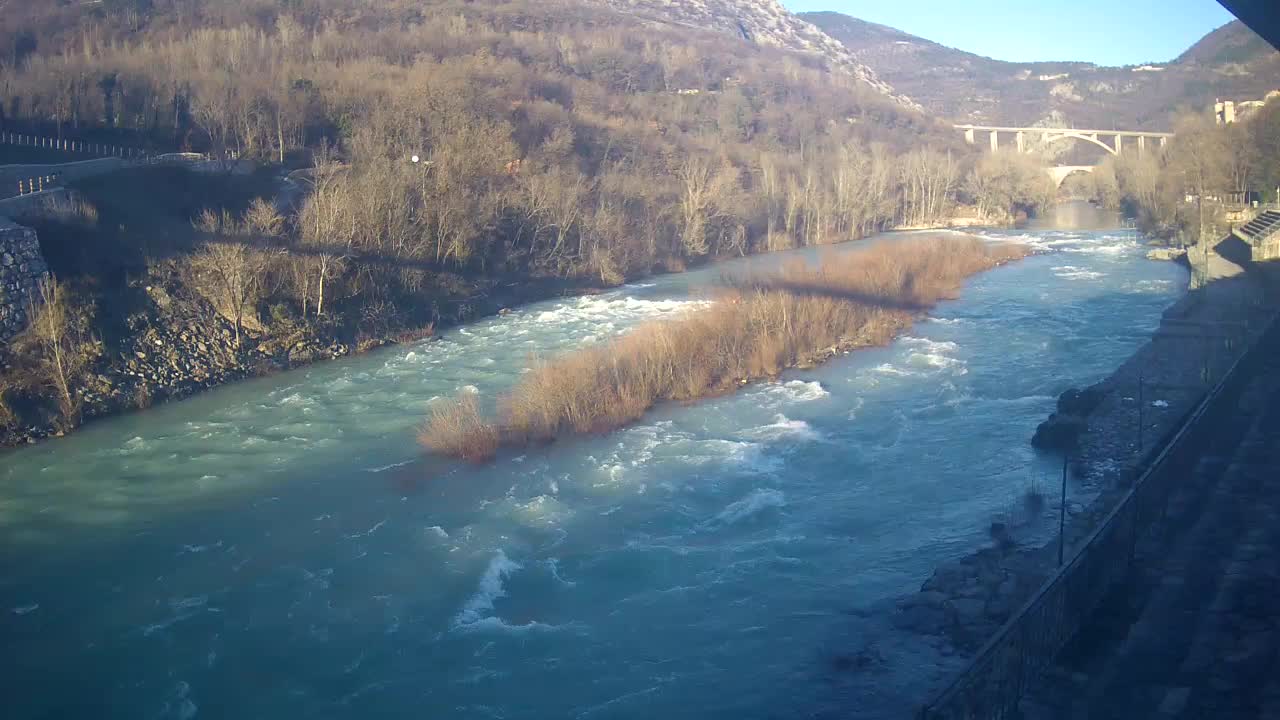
[0,217,49,342]
[1255,235,1280,263]
[0,188,69,219]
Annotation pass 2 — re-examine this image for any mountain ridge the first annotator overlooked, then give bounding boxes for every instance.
[803,12,1280,129]
[576,0,921,108]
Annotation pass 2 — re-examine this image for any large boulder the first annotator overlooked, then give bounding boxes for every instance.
[1032,385,1107,451]
[1056,385,1106,416]
[1032,414,1086,451]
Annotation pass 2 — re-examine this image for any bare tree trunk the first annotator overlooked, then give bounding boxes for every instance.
[277,111,286,165]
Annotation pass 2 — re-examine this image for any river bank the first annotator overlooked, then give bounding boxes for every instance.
[0,198,1017,453]
[0,266,605,450]
[891,238,1279,680]
[0,222,1186,720]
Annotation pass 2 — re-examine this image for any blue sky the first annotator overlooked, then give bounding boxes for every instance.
[783,0,1237,66]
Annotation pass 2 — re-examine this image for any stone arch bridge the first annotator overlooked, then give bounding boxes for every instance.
[956,125,1176,187]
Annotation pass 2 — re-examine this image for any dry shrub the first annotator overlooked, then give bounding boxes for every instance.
[24,192,100,227]
[420,392,500,463]
[393,323,436,344]
[422,237,1028,461]
[0,377,18,430]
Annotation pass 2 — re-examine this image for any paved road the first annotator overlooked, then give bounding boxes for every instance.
[1022,334,1280,719]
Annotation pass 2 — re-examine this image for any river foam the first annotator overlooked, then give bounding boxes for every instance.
[453,550,523,629]
[711,489,787,526]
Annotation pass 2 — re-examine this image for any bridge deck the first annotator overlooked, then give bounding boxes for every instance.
[955,124,1175,137]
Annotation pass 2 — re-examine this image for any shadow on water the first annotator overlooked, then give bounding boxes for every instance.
[1024,201,1124,232]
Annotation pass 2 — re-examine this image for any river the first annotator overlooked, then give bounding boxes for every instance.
[0,210,1186,719]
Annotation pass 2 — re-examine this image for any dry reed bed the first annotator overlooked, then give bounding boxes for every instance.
[421,237,1029,462]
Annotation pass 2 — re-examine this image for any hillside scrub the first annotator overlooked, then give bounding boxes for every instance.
[420,236,1028,461]
[0,0,998,291]
[1088,103,1280,244]
[0,0,1047,447]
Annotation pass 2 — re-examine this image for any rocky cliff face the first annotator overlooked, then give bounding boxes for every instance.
[580,0,919,109]
[0,218,49,341]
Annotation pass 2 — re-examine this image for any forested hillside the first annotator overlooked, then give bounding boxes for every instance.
[1,0,1009,444]
[1,0,953,271]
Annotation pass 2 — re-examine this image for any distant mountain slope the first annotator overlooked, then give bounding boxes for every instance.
[581,0,919,108]
[804,13,1280,130]
[1177,18,1276,65]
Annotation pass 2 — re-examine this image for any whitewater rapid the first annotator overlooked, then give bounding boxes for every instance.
[0,226,1186,719]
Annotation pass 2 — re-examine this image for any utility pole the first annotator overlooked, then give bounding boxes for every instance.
[1137,372,1144,454]
[1058,453,1069,567]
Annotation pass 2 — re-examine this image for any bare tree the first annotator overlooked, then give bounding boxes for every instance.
[966,150,1054,222]
[676,156,736,257]
[13,278,98,428]
[900,148,958,227]
[295,160,351,318]
[186,210,271,345]
[1170,113,1229,247]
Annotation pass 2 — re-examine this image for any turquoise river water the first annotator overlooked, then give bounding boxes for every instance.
[0,217,1186,719]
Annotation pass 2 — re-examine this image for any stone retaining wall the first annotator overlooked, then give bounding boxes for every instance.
[0,217,49,342]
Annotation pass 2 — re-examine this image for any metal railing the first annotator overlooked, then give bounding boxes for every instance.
[2,132,239,165]
[0,130,148,160]
[917,310,1279,719]
[0,148,245,202]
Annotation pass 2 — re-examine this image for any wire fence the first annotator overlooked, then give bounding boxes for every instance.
[0,146,245,203]
[917,308,1279,719]
[0,131,148,160]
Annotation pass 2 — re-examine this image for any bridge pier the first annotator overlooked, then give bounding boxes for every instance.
[964,128,975,145]
[1138,136,1146,154]
[1016,131,1025,153]
[990,130,998,152]
[1115,135,1123,155]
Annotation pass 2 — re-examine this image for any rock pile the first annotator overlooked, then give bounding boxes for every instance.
[894,545,1043,651]
[1031,385,1107,451]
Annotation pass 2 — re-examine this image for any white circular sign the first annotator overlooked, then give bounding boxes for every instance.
[411,155,420,164]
